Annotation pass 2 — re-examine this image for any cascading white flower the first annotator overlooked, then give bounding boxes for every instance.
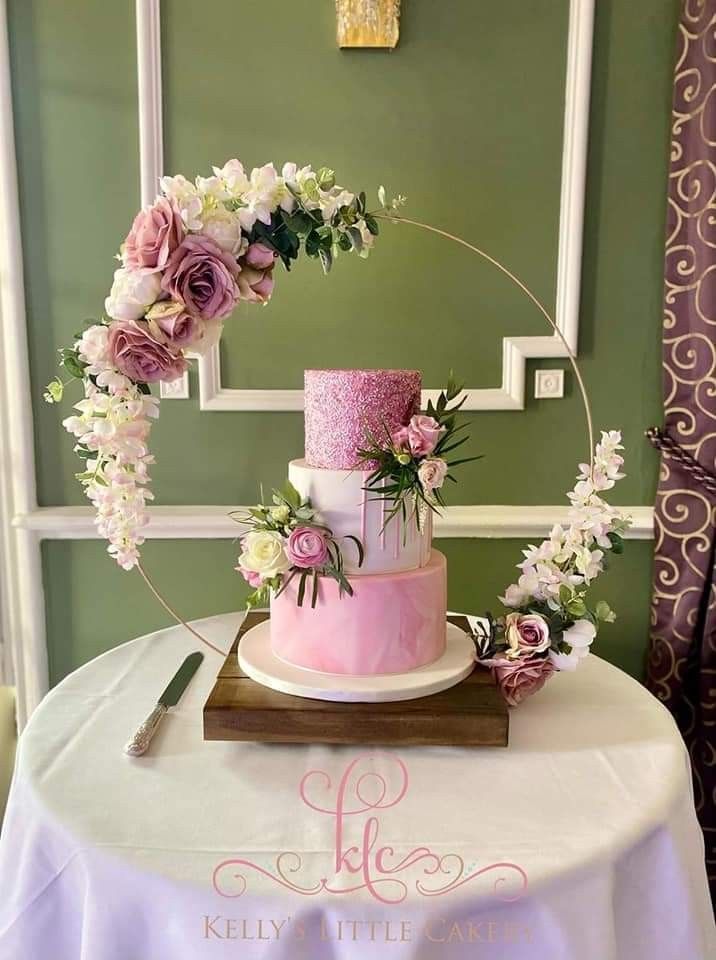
[62,367,160,570]
[50,157,380,573]
[500,431,631,649]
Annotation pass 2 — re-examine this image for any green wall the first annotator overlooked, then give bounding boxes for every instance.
[8,0,678,685]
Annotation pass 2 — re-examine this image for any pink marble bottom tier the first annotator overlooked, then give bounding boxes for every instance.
[269,550,447,676]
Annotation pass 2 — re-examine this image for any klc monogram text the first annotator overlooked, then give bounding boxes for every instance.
[212,753,527,905]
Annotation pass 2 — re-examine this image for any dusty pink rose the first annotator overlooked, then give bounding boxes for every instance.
[123,197,184,273]
[147,301,223,356]
[418,457,448,491]
[504,612,551,658]
[107,320,188,383]
[161,234,240,320]
[391,424,410,450]
[237,565,263,589]
[286,526,329,569]
[406,415,446,457]
[237,242,277,303]
[492,656,555,707]
[152,308,201,349]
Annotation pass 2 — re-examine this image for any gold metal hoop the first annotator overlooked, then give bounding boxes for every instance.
[137,217,596,657]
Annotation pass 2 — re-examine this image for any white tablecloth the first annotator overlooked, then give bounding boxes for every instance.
[0,612,713,959]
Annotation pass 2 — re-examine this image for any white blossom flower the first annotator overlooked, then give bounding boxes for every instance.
[549,619,596,671]
[238,164,285,231]
[62,377,160,570]
[320,187,355,222]
[104,267,161,322]
[281,163,318,211]
[500,431,630,678]
[160,174,203,230]
[195,174,230,204]
[211,159,250,199]
[500,583,531,608]
[572,545,604,583]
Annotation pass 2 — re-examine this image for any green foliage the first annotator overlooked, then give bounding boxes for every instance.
[43,377,64,404]
[234,478,365,608]
[608,532,624,555]
[356,372,481,536]
[248,176,377,277]
[59,346,87,380]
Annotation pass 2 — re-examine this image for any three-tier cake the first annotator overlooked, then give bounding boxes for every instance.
[238,368,475,702]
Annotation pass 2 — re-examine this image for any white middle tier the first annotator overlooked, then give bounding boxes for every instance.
[289,458,432,575]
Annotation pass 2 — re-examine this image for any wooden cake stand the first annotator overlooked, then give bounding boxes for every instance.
[203,612,509,746]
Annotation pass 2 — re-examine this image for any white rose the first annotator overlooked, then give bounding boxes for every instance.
[200,206,245,255]
[238,530,289,580]
[418,458,448,492]
[549,619,596,672]
[104,268,161,322]
[270,504,290,524]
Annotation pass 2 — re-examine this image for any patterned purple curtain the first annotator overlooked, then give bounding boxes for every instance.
[647,0,716,907]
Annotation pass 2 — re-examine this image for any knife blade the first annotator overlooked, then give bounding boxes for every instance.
[124,651,204,757]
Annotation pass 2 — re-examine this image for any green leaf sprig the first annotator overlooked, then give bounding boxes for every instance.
[356,372,481,535]
[233,480,364,609]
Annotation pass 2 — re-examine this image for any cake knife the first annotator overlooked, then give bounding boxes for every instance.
[124,651,204,757]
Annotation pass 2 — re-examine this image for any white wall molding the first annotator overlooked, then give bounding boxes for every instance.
[139,0,595,412]
[136,0,163,207]
[0,0,49,726]
[15,505,654,541]
[0,0,600,732]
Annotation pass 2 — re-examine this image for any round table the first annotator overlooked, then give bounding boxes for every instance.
[0,612,714,960]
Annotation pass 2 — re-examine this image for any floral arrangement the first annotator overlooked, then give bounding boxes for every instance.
[45,158,383,569]
[235,481,363,609]
[473,431,631,705]
[357,373,479,532]
[43,151,631,710]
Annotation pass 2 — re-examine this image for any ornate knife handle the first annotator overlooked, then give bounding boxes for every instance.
[124,703,168,757]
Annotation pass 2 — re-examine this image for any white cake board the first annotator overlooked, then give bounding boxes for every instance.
[237,620,476,703]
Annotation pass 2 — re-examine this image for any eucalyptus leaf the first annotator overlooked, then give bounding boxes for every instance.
[364,214,379,236]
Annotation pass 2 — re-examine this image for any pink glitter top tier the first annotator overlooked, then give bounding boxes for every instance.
[304,369,422,469]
